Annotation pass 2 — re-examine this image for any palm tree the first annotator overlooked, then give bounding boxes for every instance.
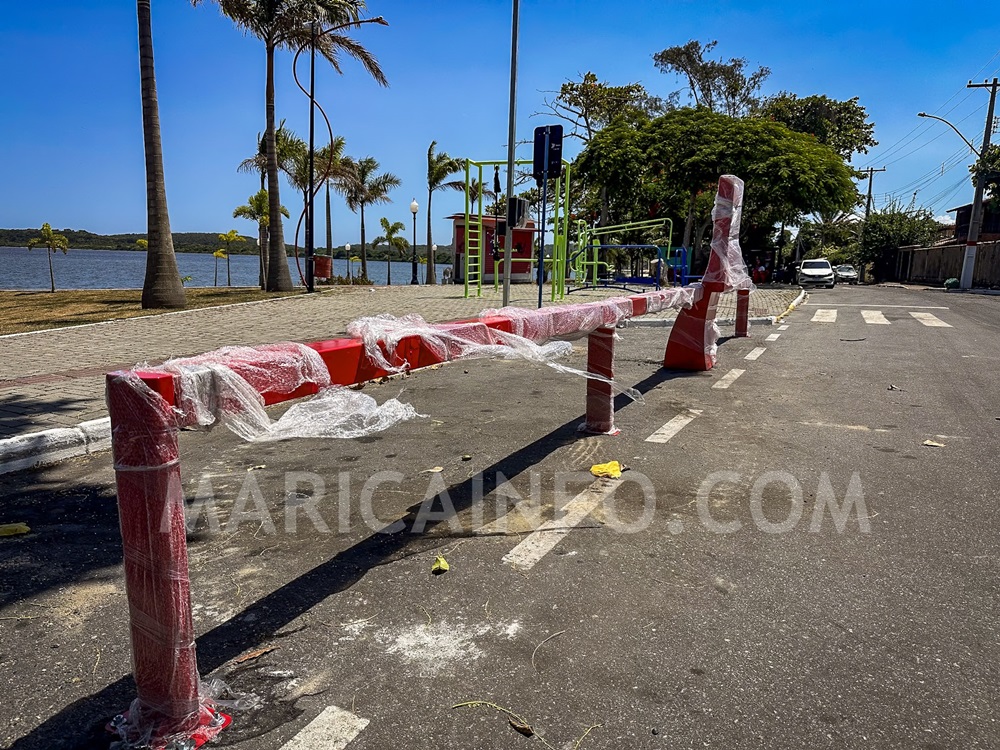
[238,121,300,286]
[217,229,246,286]
[137,0,185,308]
[234,190,290,281]
[342,156,400,280]
[192,0,388,292]
[316,136,351,257]
[426,141,465,284]
[27,223,69,293]
[373,217,408,286]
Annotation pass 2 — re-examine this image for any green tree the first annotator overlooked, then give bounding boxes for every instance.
[27,223,69,293]
[653,40,770,118]
[137,0,186,309]
[233,190,290,283]
[372,217,408,285]
[316,136,351,256]
[970,142,1000,199]
[217,229,246,285]
[859,200,940,281]
[193,0,388,292]
[135,239,148,251]
[425,141,464,284]
[342,156,400,280]
[760,93,877,161]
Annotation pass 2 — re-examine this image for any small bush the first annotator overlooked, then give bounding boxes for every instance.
[944,277,960,289]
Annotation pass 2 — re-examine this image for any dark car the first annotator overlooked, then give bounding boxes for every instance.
[834,264,859,284]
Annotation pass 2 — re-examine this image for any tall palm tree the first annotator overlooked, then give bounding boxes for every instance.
[426,141,465,284]
[342,156,400,280]
[137,0,185,308]
[373,216,407,286]
[192,0,388,292]
[316,136,350,256]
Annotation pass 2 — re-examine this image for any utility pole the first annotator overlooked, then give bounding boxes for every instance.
[961,77,999,289]
[861,166,886,282]
[501,0,520,307]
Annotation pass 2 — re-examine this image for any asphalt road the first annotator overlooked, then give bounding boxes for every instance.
[1,285,998,749]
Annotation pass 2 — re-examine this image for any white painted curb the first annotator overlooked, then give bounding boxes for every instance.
[0,417,111,475]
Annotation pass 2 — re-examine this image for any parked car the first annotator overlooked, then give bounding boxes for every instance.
[834,264,859,284]
[798,259,836,288]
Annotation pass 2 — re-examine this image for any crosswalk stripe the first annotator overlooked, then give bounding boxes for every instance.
[645,409,703,443]
[281,706,369,750]
[862,310,891,325]
[502,478,621,571]
[811,309,837,323]
[712,369,745,390]
[765,333,781,342]
[910,312,952,328]
[745,347,767,361]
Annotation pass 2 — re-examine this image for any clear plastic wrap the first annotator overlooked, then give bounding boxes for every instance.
[701,174,753,292]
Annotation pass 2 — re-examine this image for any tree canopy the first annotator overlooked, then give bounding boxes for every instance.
[653,40,770,118]
[577,108,860,249]
[760,93,877,161]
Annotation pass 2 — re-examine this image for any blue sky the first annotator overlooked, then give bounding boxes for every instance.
[2,0,999,247]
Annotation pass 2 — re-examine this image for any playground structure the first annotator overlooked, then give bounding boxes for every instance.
[456,158,571,299]
[103,176,751,749]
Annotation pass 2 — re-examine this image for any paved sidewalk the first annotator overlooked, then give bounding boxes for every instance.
[0,284,797,440]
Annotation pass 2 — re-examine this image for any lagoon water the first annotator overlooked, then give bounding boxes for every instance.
[0,247,449,290]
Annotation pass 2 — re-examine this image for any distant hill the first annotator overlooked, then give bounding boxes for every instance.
[0,228,259,254]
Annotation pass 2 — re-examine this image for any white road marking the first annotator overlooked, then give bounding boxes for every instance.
[502,479,622,572]
[281,706,369,750]
[811,309,837,323]
[765,333,781,342]
[645,409,703,443]
[800,421,890,433]
[803,304,948,309]
[777,324,790,330]
[712,369,745,390]
[862,310,891,325]
[910,311,952,327]
[745,347,767,360]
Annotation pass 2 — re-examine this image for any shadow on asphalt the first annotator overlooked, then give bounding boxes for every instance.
[0,392,95,435]
[9,366,700,750]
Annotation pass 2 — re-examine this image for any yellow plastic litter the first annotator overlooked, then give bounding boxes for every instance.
[431,556,450,575]
[590,461,622,479]
[0,523,30,537]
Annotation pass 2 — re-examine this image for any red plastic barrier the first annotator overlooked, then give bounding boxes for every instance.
[583,326,616,434]
[735,289,750,338]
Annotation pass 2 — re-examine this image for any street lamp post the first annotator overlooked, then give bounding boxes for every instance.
[345,243,351,282]
[410,199,419,285]
[918,77,999,289]
[429,244,437,284]
[304,18,317,293]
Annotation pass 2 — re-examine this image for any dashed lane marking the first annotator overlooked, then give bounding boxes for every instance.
[862,310,891,325]
[280,706,369,750]
[765,333,781,342]
[645,408,703,443]
[745,347,767,361]
[778,324,790,330]
[910,311,952,327]
[712,369,745,390]
[502,478,622,572]
[811,309,837,323]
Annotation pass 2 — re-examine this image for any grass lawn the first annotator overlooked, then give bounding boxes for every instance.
[0,287,304,335]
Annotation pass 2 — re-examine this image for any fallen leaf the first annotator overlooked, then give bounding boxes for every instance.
[508,718,534,737]
[431,556,449,575]
[233,646,277,664]
[461,455,472,461]
[0,523,30,537]
[922,440,945,448]
[247,465,266,471]
[421,466,444,474]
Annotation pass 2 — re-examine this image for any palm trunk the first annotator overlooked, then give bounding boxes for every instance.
[137,0,185,309]
[48,251,55,293]
[214,257,218,286]
[360,205,368,280]
[386,253,391,285]
[325,182,332,256]
[425,188,436,284]
[226,250,231,286]
[264,42,293,292]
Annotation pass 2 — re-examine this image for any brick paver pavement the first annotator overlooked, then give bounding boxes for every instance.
[0,284,797,437]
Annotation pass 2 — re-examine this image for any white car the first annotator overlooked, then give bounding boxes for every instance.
[798,259,836,288]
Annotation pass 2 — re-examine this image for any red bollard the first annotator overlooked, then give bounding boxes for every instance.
[583,326,616,434]
[735,288,750,337]
[106,372,229,748]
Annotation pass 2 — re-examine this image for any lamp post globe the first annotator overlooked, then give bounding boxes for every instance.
[410,199,419,285]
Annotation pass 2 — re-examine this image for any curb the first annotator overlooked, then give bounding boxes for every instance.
[0,417,111,476]
[775,289,807,322]
[623,315,774,328]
